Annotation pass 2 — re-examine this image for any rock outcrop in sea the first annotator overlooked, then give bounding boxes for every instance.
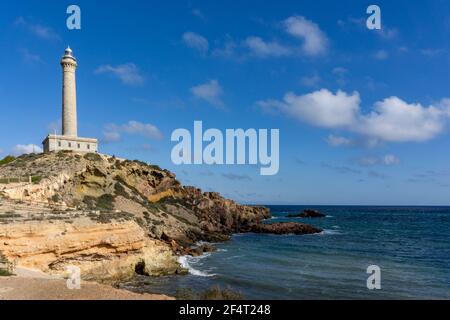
[288,209,326,218]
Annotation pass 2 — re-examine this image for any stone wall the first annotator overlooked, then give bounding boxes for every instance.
[43,135,98,153]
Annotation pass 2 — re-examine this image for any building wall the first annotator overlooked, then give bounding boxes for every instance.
[43,135,98,153]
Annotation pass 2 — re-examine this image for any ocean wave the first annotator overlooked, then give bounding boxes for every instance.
[178,256,217,277]
[264,216,282,220]
[316,229,342,236]
[195,240,220,246]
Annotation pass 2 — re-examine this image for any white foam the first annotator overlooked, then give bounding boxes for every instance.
[316,229,342,236]
[178,256,216,277]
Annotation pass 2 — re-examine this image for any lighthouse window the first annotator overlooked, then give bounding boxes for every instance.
[78,144,81,149]
[58,142,61,147]
[87,144,90,150]
[68,142,72,147]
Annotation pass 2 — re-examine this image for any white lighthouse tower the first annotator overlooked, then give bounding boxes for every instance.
[42,47,98,153]
[61,47,78,137]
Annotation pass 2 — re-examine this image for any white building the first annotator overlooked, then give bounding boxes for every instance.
[42,47,98,153]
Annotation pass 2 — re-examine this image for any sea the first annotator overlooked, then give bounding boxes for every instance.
[119,206,450,299]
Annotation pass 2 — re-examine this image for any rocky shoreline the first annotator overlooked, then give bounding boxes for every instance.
[0,152,322,288]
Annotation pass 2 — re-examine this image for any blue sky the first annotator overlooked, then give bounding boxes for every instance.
[1,0,450,205]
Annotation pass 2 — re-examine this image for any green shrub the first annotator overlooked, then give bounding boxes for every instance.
[114,160,123,169]
[0,269,12,276]
[0,252,13,277]
[50,194,60,203]
[0,156,15,166]
[0,212,21,219]
[201,286,244,300]
[57,150,72,158]
[173,214,194,226]
[175,286,244,300]
[82,195,97,209]
[148,219,163,226]
[175,288,198,300]
[31,176,42,184]
[114,182,130,199]
[147,164,162,171]
[96,194,115,210]
[90,211,135,224]
[135,217,146,227]
[84,153,102,162]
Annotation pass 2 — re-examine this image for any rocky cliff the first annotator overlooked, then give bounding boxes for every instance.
[0,151,319,280]
[0,219,182,280]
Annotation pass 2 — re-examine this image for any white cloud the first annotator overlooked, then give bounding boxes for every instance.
[191,80,224,108]
[102,131,121,143]
[222,173,252,181]
[337,17,398,41]
[439,99,450,115]
[260,89,450,143]
[12,144,43,156]
[383,154,400,165]
[206,16,327,60]
[357,156,380,167]
[376,27,399,40]
[103,121,163,143]
[420,48,445,57]
[15,17,60,41]
[258,89,360,128]
[122,121,163,139]
[326,135,353,147]
[357,97,446,142]
[19,48,42,64]
[244,37,291,57]
[300,73,321,87]
[182,32,209,54]
[283,16,329,56]
[332,67,348,86]
[212,39,238,59]
[373,50,389,60]
[191,9,205,20]
[357,154,400,167]
[332,67,348,76]
[95,63,144,86]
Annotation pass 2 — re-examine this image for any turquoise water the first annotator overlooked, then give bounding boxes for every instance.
[120,206,450,299]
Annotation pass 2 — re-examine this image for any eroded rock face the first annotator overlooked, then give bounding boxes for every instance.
[0,152,270,249]
[0,219,182,280]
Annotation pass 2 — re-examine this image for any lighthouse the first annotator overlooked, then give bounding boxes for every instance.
[61,47,78,137]
[42,47,98,153]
